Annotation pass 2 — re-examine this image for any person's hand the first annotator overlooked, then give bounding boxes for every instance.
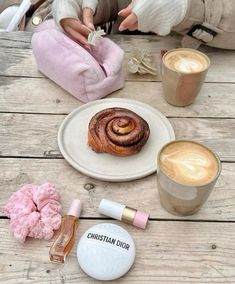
[118,4,137,32]
[118,0,187,36]
[61,8,95,47]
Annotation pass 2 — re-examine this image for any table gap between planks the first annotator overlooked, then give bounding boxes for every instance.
[0,32,235,283]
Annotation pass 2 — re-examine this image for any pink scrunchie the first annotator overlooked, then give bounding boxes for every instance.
[4,183,62,243]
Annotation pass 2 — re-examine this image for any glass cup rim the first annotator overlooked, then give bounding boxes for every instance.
[162,48,211,74]
[157,139,222,188]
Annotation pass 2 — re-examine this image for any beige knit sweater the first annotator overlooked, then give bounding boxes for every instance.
[132,0,188,36]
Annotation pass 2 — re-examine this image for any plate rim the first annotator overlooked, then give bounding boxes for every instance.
[58,98,175,182]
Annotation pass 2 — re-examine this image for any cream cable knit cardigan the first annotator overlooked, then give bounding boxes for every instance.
[132,0,188,36]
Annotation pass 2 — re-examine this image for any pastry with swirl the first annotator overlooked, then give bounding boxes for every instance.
[88,107,150,156]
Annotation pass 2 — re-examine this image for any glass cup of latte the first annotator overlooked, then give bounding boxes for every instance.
[161,48,210,106]
[157,140,221,216]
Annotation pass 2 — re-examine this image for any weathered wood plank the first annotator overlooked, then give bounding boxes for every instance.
[0,48,38,77]
[0,113,63,158]
[0,32,32,49]
[0,31,232,54]
[0,159,234,221]
[0,34,235,82]
[0,113,233,160]
[1,77,235,118]
[0,219,235,283]
[0,32,180,49]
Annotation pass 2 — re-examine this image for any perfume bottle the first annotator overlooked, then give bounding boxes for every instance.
[49,199,82,263]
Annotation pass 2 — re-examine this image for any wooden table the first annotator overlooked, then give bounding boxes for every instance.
[1,32,235,283]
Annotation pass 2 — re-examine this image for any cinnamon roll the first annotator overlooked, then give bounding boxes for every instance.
[88,107,150,156]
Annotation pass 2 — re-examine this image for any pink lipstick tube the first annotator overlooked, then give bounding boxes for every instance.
[98,199,149,229]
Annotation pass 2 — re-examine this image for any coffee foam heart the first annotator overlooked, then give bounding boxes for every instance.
[159,141,219,187]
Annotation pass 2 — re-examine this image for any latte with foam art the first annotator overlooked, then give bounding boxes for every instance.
[164,49,209,73]
[159,141,219,187]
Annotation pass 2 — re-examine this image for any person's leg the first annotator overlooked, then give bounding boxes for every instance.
[93,0,131,34]
[111,0,131,33]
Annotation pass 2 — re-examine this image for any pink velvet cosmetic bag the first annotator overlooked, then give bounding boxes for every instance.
[31,20,125,102]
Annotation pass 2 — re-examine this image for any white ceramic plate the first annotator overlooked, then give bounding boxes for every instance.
[58,98,175,182]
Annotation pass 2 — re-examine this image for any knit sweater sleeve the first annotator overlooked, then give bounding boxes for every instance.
[132,0,188,36]
[52,0,98,28]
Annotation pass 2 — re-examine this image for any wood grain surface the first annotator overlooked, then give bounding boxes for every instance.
[1,219,235,283]
[0,32,235,284]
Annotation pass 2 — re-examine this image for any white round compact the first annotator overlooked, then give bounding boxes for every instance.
[77,223,136,281]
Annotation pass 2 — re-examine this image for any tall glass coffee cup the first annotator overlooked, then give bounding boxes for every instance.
[161,48,210,106]
[157,140,221,216]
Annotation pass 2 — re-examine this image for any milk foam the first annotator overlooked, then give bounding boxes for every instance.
[164,50,209,73]
[159,141,219,186]
[174,58,204,73]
